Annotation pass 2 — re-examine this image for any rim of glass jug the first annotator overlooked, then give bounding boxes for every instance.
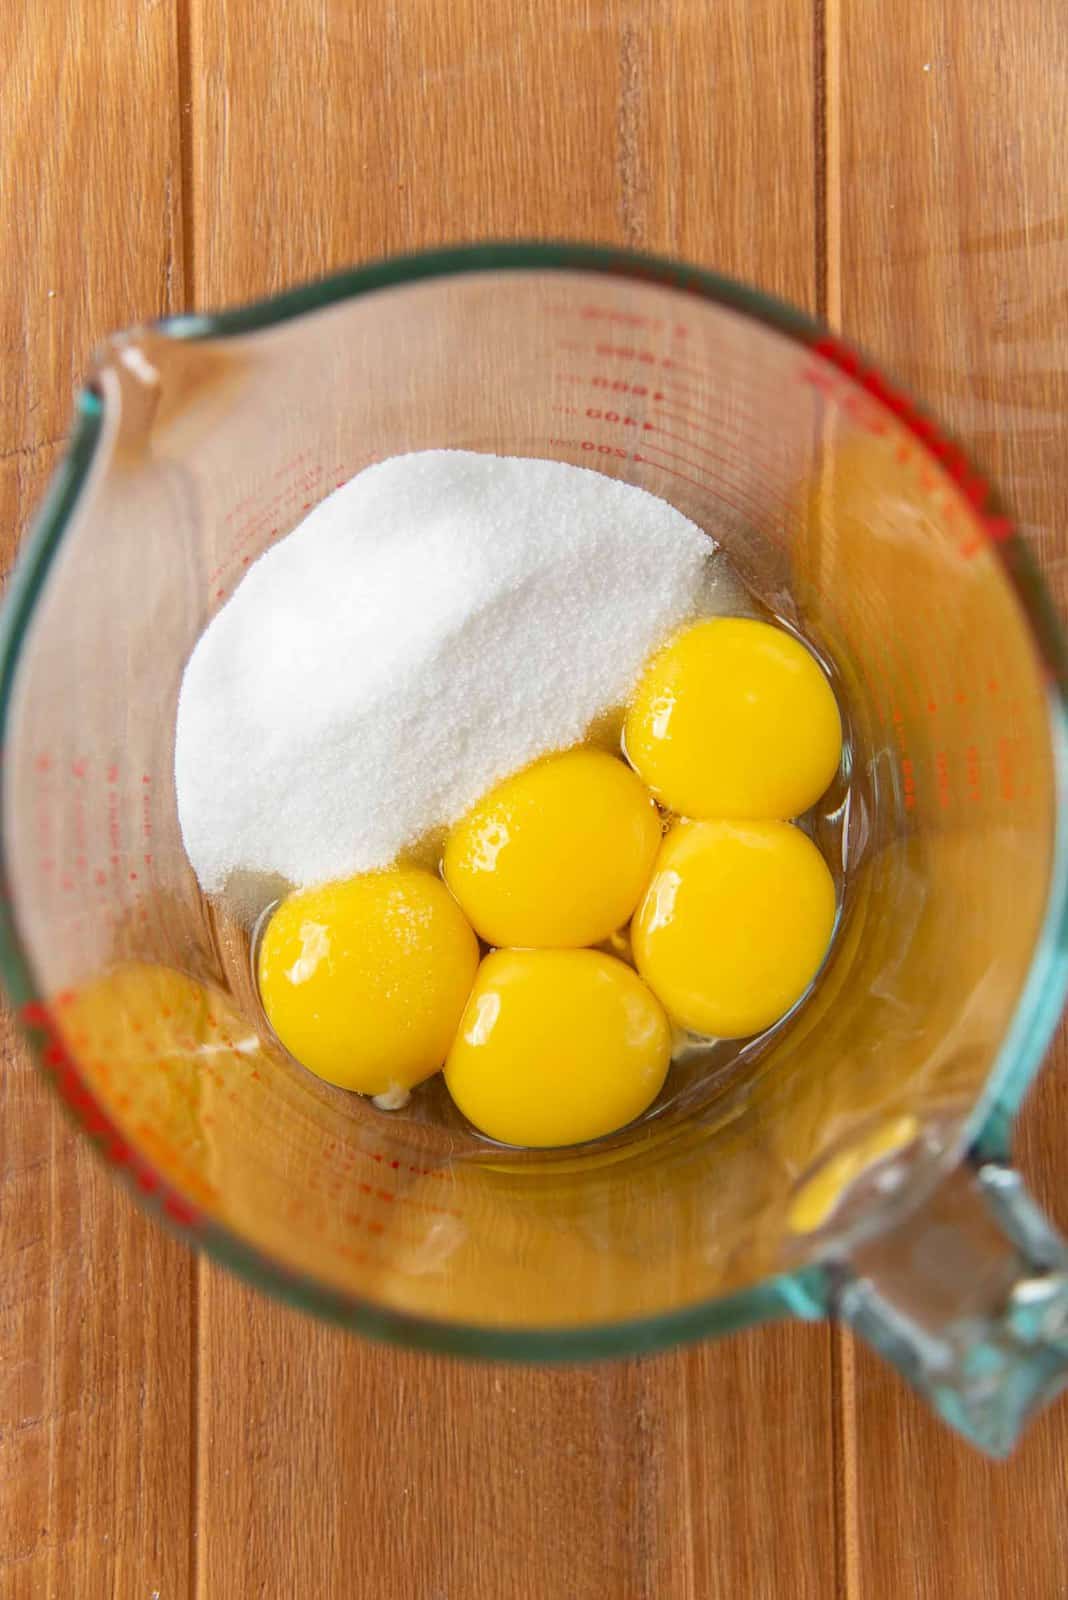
[2,240,1067,1359]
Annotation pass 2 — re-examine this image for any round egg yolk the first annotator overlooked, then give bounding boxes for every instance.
[444,948,671,1147]
[258,867,479,1096]
[631,819,836,1038]
[443,748,661,949]
[624,617,842,819]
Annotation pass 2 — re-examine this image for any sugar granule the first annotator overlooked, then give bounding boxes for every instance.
[175,450,713,892]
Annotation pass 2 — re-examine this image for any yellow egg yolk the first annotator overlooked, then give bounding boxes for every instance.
[258,867,479,1096]
[443,748,661,948]
[624,617,842,819]
[632,819,836,1038]
[444,948,671,1147]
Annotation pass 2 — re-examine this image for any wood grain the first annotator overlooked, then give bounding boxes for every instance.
[187,0,816,307]
[833,0,1068,1593]
[0,4,195,1597]
[197,1282,835,1600]
[188,2,834,1596]
[4,0,1068,1594]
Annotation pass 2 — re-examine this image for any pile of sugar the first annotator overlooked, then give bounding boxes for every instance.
[175,450,712,893]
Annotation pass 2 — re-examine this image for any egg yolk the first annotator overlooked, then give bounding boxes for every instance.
[624,617,842,819]
[444,948,671,1147]
[258,867,479,1096]
[632,819,836,1038]
[443,748,661,948]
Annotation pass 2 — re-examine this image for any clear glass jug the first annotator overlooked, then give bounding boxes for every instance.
[2,244,1066,1456]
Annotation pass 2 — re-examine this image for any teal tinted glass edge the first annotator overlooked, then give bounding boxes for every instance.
[0,388,104,1013]
[971,691,1068,1162]
[157,240,821,344]
[0,240,1063,1360]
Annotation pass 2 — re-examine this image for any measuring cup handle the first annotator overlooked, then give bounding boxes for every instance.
[831,1160,1068,1456]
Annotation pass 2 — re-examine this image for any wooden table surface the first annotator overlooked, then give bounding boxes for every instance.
[3,2,1068,1595]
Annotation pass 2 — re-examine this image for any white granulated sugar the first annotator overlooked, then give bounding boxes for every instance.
[175,450,713,893]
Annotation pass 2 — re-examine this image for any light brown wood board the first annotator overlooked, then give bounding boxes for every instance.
[0,0,1065,1595]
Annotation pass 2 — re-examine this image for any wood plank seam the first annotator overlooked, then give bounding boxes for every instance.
[174,2,205,1594]
[176,0,198,311]
[816,0,857,1592]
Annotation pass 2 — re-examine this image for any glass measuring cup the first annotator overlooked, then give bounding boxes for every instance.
[2,244,1066,1456]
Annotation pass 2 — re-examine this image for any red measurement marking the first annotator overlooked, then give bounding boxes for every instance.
[577,305,671,332]
[935,750,951,810]
[271,451,309,480]
[631,450,712,499]
[163,1193,199,1226]
[8,1001,208,1229]
[797,360,836,398]
[583,406,653,429]
[579,440,628,460]
[901,757,916,810]
[653,404,745,438]
[655,381,743,425]
[634,444,777,529]
[336,1244,370,1266]
[557,340,690,376]
[587,375,668,400]
[807,337,1015,556]
[646,425,795,515]
[403,1195,460,1218]
[592,341,708,380]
